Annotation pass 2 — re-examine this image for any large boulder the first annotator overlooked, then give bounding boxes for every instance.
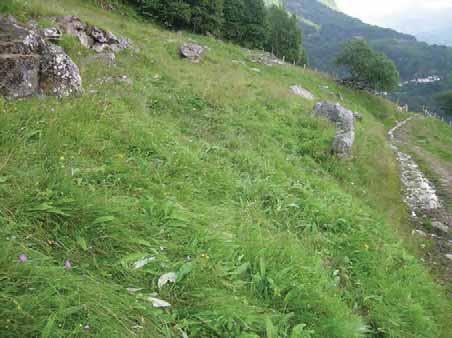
[39,44,82,96]
[180,43,204,63]
[0,15,82,98]
[314,102,357,158]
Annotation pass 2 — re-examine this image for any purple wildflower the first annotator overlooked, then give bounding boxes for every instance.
[64,260,72,269]
[18,254,28,263]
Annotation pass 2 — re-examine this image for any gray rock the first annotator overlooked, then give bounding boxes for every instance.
[0,15,42,54]
[432,221,449,234]
[290,85,315,100]
[42,27,62,41]
[314,102,357,158]
[180,43,204,63]
[89,26,107,43]
[57,16,86,36]
[57,16,128,53]
[0,54,40,97]
[0,15,82,98]
[332,130,356,157]
[106,31,120,44]
[39,43,82,97]
[249,50,284,66]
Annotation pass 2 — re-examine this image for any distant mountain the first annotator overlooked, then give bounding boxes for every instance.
[319,0,337,9]
[283,0,452,115]
[377,9,452,47]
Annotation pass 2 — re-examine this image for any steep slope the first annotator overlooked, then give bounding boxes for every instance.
[284,0,452,115]
[0,0,451,337]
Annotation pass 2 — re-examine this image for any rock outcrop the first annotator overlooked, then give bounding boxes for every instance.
[0,15,82,98]
[249,51,284,66]
[180,43,204,63]
[314,102,357,158]
[56,16,129,53]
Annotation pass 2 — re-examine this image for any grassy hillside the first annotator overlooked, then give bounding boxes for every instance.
[1,0,451,337]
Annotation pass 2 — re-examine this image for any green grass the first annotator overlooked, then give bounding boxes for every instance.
[0,0,451,337]
[405,117,452,164]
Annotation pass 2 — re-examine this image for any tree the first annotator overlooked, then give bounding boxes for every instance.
[336,39,400,91]
[266,6,305,64]
[223,0,246,42]
[133,0,192,29]
[241,0,268,49]
[189,0,224,35]
[132,0,223,35]
[434,90,452,116]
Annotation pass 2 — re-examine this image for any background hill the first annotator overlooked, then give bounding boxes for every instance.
[381,10,452,47]
[284,0,452,118]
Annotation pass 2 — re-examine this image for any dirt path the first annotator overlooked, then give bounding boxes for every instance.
[389,116,452,284]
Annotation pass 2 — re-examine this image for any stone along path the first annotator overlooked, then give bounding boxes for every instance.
[389,116,452,282]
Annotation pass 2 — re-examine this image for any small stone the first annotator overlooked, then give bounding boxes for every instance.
[133,256,155,269]
[126,287,144,293]
[158,272,177,289]
[42,27,62,41]
[148,296,171,308]
[431,221,449,233]
[412,229,427,237]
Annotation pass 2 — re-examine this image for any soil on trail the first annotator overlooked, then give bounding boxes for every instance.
[389,116,452,286]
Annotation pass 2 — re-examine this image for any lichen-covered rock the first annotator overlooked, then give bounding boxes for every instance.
[39,44,82,96]
[314,102,358,158]
[0,15,82,98]
[0,15,42,53]
[180,43,204,63]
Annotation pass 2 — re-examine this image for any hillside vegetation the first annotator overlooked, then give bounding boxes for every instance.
[1,0,451,337]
